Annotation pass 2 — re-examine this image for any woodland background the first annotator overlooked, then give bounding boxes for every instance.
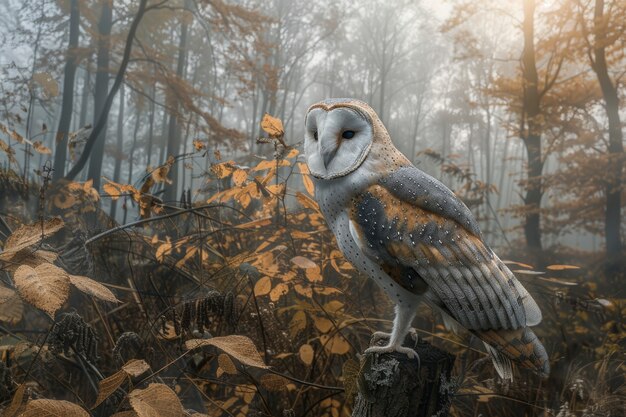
[0,0,624,416]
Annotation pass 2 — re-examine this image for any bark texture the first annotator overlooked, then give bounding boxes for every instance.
[352,336,456,417]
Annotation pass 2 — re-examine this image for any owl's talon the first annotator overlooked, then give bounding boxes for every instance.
[364,344,420,365]
[370,331,392,345]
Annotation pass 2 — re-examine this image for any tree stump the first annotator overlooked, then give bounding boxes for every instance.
[352,335,456,417]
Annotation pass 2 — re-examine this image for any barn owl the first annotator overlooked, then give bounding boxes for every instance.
[303,98,549,379]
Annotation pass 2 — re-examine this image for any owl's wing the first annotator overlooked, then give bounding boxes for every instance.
[349,166,542,331]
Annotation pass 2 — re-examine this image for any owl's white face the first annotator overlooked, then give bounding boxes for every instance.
[304,107,374,180]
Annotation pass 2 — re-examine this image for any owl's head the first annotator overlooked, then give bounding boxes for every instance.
[304,98,395,180]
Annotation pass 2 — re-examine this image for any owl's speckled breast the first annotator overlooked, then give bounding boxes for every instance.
[314,175,422,309]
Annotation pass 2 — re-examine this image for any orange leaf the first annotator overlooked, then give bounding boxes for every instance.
[260,114,284,137]
[254,276,272,296]
[299,344,314,365]
[546,264,581,271]
[232,169,247,186]
[291,256,317,269]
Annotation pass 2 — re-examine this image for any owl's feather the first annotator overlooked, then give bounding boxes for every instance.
[348,166,548,376]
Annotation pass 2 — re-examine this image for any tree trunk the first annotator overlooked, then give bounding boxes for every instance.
[110,83,124,220]
[352,336,456,417]
[592,0,624,262]
[52,0,80,180]
[146,81,156,167]
[63,0,148,182]
[521,0,543,252]
[163,5,190,203]
[87,0,113,190]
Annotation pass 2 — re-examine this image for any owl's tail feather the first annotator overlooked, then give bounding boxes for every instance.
[476,327,550,380]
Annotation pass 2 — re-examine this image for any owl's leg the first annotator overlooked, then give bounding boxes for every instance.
[370,328,419,345]
[365,304,418,361]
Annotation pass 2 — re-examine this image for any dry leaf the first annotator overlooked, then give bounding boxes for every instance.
[1,217,63,259]
[269,282,289,302]
[313,316,333,333]
[289,310,307,339]
[295,192,319,211]
[129,383,184,417]
[122,359,151,377]
[32,141,52,154]
[254,276,272,296]
[259,373,288,391]
[502,260,533,269]
[92,370,128,409]
[193,139,206,151]
[299,344,314,365]
[69,274,120,303]
[546,264,581,271]
[321,334,351,355]
[297,163,314,195]
[305,267,322,283]
[290,256,317,269]
[185,335,267,369]
[218,353,238,375]
[3,384,26,417]
[0,286,24,324]
[537,277,578,286]
[512,270,545,275]
[2,249,58,274]
[32,72,59,98]
[342,359,360,401]
[20,399,89,416]
[232,169,247,186]
[260,114,284,137]
[14,263,70,317]
[102,183,121,200]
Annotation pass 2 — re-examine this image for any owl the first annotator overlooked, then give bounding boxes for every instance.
[303,98,549,379]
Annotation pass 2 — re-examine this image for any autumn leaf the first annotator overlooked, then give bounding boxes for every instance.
[313,316,333,333]
[32,72,59,98]
[260,113,284,137]
[342,359,360,401]
[14,263,70,317]
[0,285,24,324]
[232,168,247,186]
[254,276,272,296]
[259,373,289,391]
[289,310,307,339]
[269,282,289,302]
[20,399,89,417]
[299,344,314,365]
[129,384,184,417]
[546,264,581,271]
[193,139,207,151]
[122,359,151,377]
[32,141,52,154]
[185,335,267,369]
[295,192,320,211]
[218,353,238,375]
[0,217,63,260]
[92,370,128,409]
[3,384,26,417]
[297,162,314,195]
[321,334,351,355]
[290,256,317,269]
[69,274,120,303]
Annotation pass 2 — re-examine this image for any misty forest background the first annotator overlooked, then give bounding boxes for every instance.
[0,0,625,416]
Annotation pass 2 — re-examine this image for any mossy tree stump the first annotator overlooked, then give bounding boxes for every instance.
[352,335,456,417]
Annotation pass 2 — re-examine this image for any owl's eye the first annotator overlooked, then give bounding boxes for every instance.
[342,130,356,139]
[313,130,318,141]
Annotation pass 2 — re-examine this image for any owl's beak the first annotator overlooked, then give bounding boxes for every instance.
[323,148,338,169]
[320,134,338,169]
